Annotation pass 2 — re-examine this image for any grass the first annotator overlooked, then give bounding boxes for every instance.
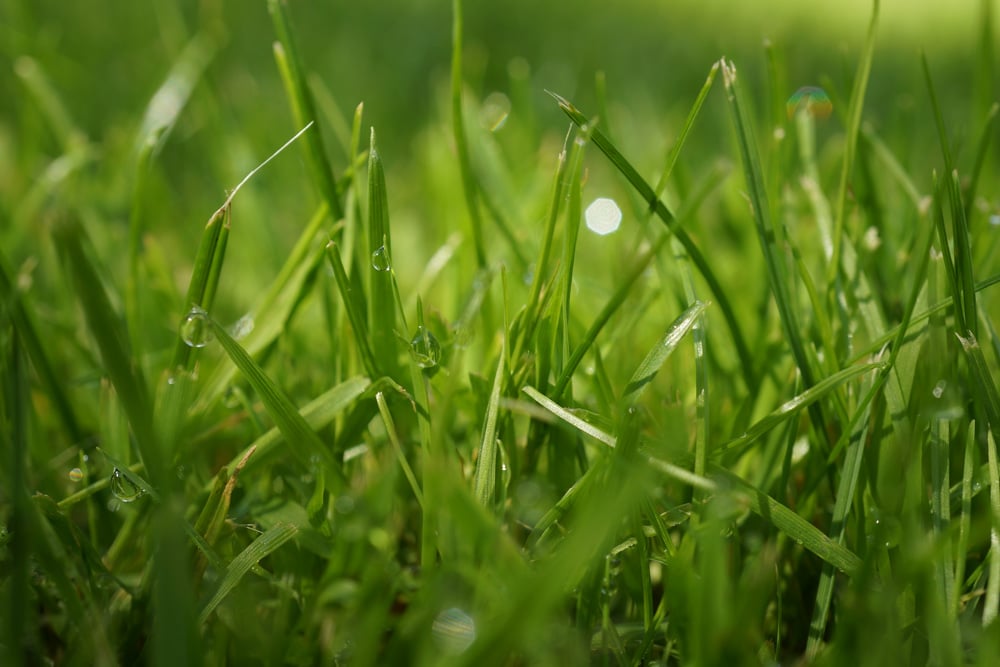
[3,0,1000,664]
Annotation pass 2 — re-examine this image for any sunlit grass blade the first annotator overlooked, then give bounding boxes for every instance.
[367,129,401,378]
[208,316,344,485]
[473,341,505,508]
[326,241,377,377]
[551,235,669,399]
[268,0,343,220]
[550,90,755,390]
[523,385,615,448]
[198,522,298,624]
[621,300,707,407]
[375,391,423,508]
[450,0,486,266]
[719,361,882,459]
[651,62,720,199]
[827,0,879,286]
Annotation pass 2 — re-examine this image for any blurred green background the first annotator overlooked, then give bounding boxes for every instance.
[1,0,994,315]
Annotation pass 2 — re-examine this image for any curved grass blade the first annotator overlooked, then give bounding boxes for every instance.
[551,233,669,399]
[208,317,344,486]
[51,214,159,473]
[198,523,298,625]
[268,0,343,220]
[719,361,883,459]
[622,300,708,407]
[720,60,825,431]
[550,91,755,391]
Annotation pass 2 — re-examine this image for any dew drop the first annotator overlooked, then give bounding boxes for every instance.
[410,326,441,368]
[180,306,213,348]
[371,245,391,272]
[68,468,84,482]
[110,468,143,503]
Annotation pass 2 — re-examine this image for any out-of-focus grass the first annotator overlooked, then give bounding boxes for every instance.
[3,0,1000,665]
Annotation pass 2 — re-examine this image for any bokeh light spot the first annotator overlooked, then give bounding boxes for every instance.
[786,86,833,120]
[585,197,622,235]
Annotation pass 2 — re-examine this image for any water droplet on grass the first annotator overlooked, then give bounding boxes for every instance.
[410,326,441,368]
[180,306,213,348]
[68,468,84,482]
[786,86,833,120]
[110,468,143,503]
[371,246,391,271]
[585,197,622,236]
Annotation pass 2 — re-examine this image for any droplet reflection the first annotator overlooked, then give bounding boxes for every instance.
[180,306,213,348]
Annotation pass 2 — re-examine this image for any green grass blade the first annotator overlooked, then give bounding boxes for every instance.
[367,129,401,378]
[551,234,668,399]
[720,361,883,459]
[0,250,83,444]
[522,385,615,448]
[721,59,823,418]
[375,391,424,508]
[327,241,378,377]
[51,214,159,473]
[827,0,880,286]
[652,62,720,198]
[473,341,505,508]
[621,300,707,407]
[268,0,343,220]
[710,466,863,576]
[208,316,344,485]
[198,523,298,625]
[550,91,756,390]
[450,0,486,266]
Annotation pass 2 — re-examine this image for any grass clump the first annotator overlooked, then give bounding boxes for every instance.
[3,0,1000,664]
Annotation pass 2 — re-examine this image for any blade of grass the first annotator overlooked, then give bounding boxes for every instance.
[621,300,707,406]
[268,0,343,220]
[198,523,298,624]
[473,340,505,508]
[827,0,880,286]
[551,234,669,399]
[51,213,160,475]
[550,91,755,391]
[719,361,883,460]
[366,128,400,378]
[208,316,344,486]
[326,241,378,378]
[450,0,486,266]
[375,391,424,508]
[721,59,828,437]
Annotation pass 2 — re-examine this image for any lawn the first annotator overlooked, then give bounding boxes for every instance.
[2,0,1000,664]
